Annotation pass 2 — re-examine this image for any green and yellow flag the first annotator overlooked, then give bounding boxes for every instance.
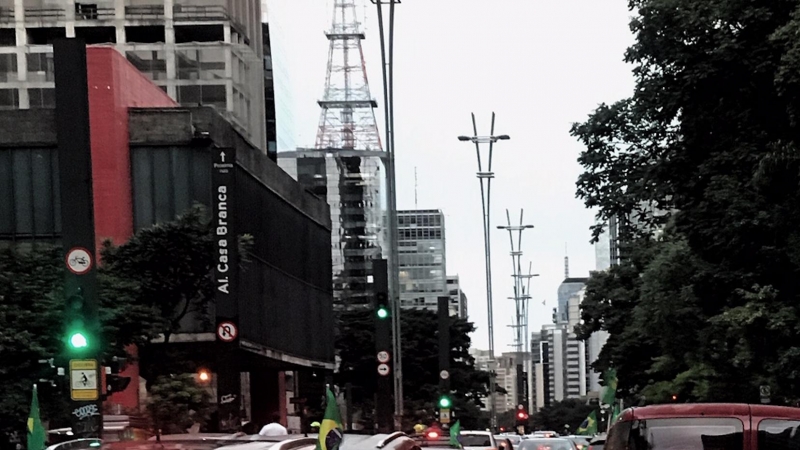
[27,385,46,450]
[610,403,621,425]
[316,388,344,450]
[449,420,461,448]
[576,411,598,436]
[601,368,618,406]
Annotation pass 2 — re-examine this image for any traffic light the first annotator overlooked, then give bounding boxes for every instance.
[515,407,529,426]
[375,292,389,319]
[105,374,131,394]
[65,291,91,352]
[438,395,452,409]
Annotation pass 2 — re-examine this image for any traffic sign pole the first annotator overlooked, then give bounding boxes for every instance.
[54,38,103,439]
[438,296,451,424]
[373,260,394,432]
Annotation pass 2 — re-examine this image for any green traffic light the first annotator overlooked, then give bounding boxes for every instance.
[377,307,389,319]
[69,332,88,349]
[438,396,452,409]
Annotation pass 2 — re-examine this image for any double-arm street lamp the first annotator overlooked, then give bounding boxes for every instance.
[457,112,510,430]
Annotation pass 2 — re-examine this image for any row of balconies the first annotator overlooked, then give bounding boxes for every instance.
[0,4,231,23]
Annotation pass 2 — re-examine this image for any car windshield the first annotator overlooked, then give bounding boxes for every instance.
[460,435,493,447]
[519,439,574,450]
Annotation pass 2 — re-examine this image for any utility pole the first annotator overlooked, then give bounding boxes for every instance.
[54,38,103,438]
[457,113,511,430]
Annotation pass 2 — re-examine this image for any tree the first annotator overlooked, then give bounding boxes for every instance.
[572,0,800,404]
[0,244,161,443]
[146,374,212,435]
[532,399,599,434]
[100,205,252,382]
[335,309,492,430]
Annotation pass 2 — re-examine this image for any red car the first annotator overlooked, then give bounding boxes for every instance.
[606,403,800,450]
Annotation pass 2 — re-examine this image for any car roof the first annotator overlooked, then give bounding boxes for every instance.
[620,403,800,420]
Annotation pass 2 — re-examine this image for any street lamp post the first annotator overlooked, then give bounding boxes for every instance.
[371,0,403,428]
[458,112,510,430]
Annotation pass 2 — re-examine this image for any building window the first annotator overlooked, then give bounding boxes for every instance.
[0,88,18,109]
[29,88,55,109]
[0,54,16,82]
[26,53,54,82]
[126,50,167,81]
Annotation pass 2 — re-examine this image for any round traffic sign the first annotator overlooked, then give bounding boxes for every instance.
[66,247,93,275]
[377,363,391,376]
[377,351,390,363]
[440,370,450,380]
[517,404,525,410]
[216,321,238,342]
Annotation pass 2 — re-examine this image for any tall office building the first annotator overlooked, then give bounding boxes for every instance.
[278,0,385,308]
[470,348,520,413]
[446,275,468,319]
[0,0,267,150]
[397,210,447,312]
[261,0,296,155]
[556,277,588,323]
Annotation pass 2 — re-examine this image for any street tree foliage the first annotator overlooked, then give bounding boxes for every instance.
[335,309,492,430]
[572,0,800,404]
[146,374,213,435]
[0,205,249,439]
[531,399,600,434]
[0,244,161,439]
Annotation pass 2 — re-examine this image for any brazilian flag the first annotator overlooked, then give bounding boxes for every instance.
[316,388,344,450]
[27,384,46,450]
[576,411,598,436]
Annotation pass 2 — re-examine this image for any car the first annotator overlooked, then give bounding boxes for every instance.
[586,434,604,450]
[528,432,558,439]
[458,431,497,450]
[609,403,800,450]
[562,436,590,450]
[517,438,576,450]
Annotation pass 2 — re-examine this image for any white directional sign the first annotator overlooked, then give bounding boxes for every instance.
[66,247,93,275]
[377,351,390,363]
[377,363,391,376]
[216,321,238,342]
[440,370,450,380]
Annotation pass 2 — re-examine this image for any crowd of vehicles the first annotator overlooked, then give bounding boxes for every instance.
[43,402,800,450]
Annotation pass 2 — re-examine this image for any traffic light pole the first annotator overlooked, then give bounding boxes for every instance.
[373,260,394,432]
[438,297,451,427]
[54,38,103,438]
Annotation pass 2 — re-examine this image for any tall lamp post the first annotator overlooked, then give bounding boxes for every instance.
[458,112,510,430]
[371,0,403,428]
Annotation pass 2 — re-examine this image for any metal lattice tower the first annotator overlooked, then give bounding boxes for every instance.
[316,0,382,151]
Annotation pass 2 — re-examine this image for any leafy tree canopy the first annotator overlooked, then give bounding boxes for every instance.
[572,0,800,404]
[531,399,601,434]
[335,309,491,430]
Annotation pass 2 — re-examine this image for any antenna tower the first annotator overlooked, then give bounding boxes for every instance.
[316,0,381,151]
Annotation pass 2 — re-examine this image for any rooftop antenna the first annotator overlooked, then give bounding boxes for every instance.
[564,242,569,278]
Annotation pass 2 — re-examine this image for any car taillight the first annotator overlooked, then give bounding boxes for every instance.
[427,431,439,439]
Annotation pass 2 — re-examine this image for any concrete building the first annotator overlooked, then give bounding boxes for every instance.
[447,275,468,319]
[396,209,447,312]
[0,0,266,150]
[470,348,521,413]
[0,46,333,429]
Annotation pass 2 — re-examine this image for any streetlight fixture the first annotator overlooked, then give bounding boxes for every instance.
[457,112,510,431]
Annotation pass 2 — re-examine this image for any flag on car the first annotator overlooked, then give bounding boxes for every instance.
[27,384,46,450]
[576,411,598,436]
[316,388,344,450]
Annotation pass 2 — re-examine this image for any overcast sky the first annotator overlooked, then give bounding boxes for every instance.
[265,0,636,351]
